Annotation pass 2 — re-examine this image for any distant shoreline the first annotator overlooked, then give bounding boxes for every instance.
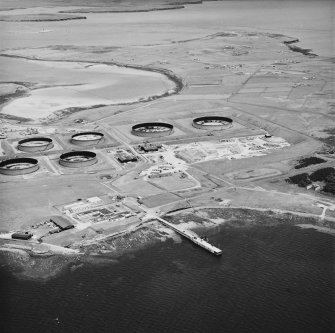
[0,55,184,123]
[283,39,317,57]
[59,6,186,14]
[0,14,87,22]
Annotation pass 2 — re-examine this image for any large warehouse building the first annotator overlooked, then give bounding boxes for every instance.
[50,216,74,231]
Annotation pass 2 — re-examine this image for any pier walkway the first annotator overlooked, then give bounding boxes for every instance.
[155,216,222,256]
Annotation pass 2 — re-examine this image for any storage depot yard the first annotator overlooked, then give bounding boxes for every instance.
[0,0,334,270]
[170,136,290,164]
[138,136,290,179]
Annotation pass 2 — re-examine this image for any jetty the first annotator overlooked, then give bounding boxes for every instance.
[155,216,222,255]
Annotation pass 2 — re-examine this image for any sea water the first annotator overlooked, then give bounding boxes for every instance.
[1,225,334,333]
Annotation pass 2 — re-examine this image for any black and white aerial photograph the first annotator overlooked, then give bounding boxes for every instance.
[0,0,334,332]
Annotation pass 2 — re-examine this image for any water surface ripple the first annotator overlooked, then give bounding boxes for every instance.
[1,225,334,333]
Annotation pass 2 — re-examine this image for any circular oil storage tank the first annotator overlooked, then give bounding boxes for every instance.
[18,137,54,152]
[71,132,104,147]
[192,116,233,130]
[131,122,174,137]
[0,157,39,175]
[59,151,97,168]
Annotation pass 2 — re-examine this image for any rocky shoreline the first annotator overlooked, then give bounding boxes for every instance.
[1,207,333,280]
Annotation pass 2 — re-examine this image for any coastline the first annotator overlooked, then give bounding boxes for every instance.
[59,6,186,14]
[0,1,333,330]
[297,224,335,235]
[0,28,315,124]
[283,40,318,57]
[1,206,334,281]
[0,54,184,94]
[0,55,184,123]
[0,14,87,22]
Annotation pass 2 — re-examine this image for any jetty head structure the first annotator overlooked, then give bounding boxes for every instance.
[155,216,222,256]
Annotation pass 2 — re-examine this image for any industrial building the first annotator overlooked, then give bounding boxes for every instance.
[116,152,138,163]
[137,142,162,153]
[49,216,74,231]
[63,197,104,214]
[12,231,32,240]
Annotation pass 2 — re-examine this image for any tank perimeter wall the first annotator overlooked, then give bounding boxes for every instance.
[71,132,105,146]
[18,138,54,152]
[192,116,233,130]
[131,123,174,137]
[59,151,97,168]
[59,158,97,168]
[0,158,39,175]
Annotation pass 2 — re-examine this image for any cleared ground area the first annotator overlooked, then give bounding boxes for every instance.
[0,177,108,231]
